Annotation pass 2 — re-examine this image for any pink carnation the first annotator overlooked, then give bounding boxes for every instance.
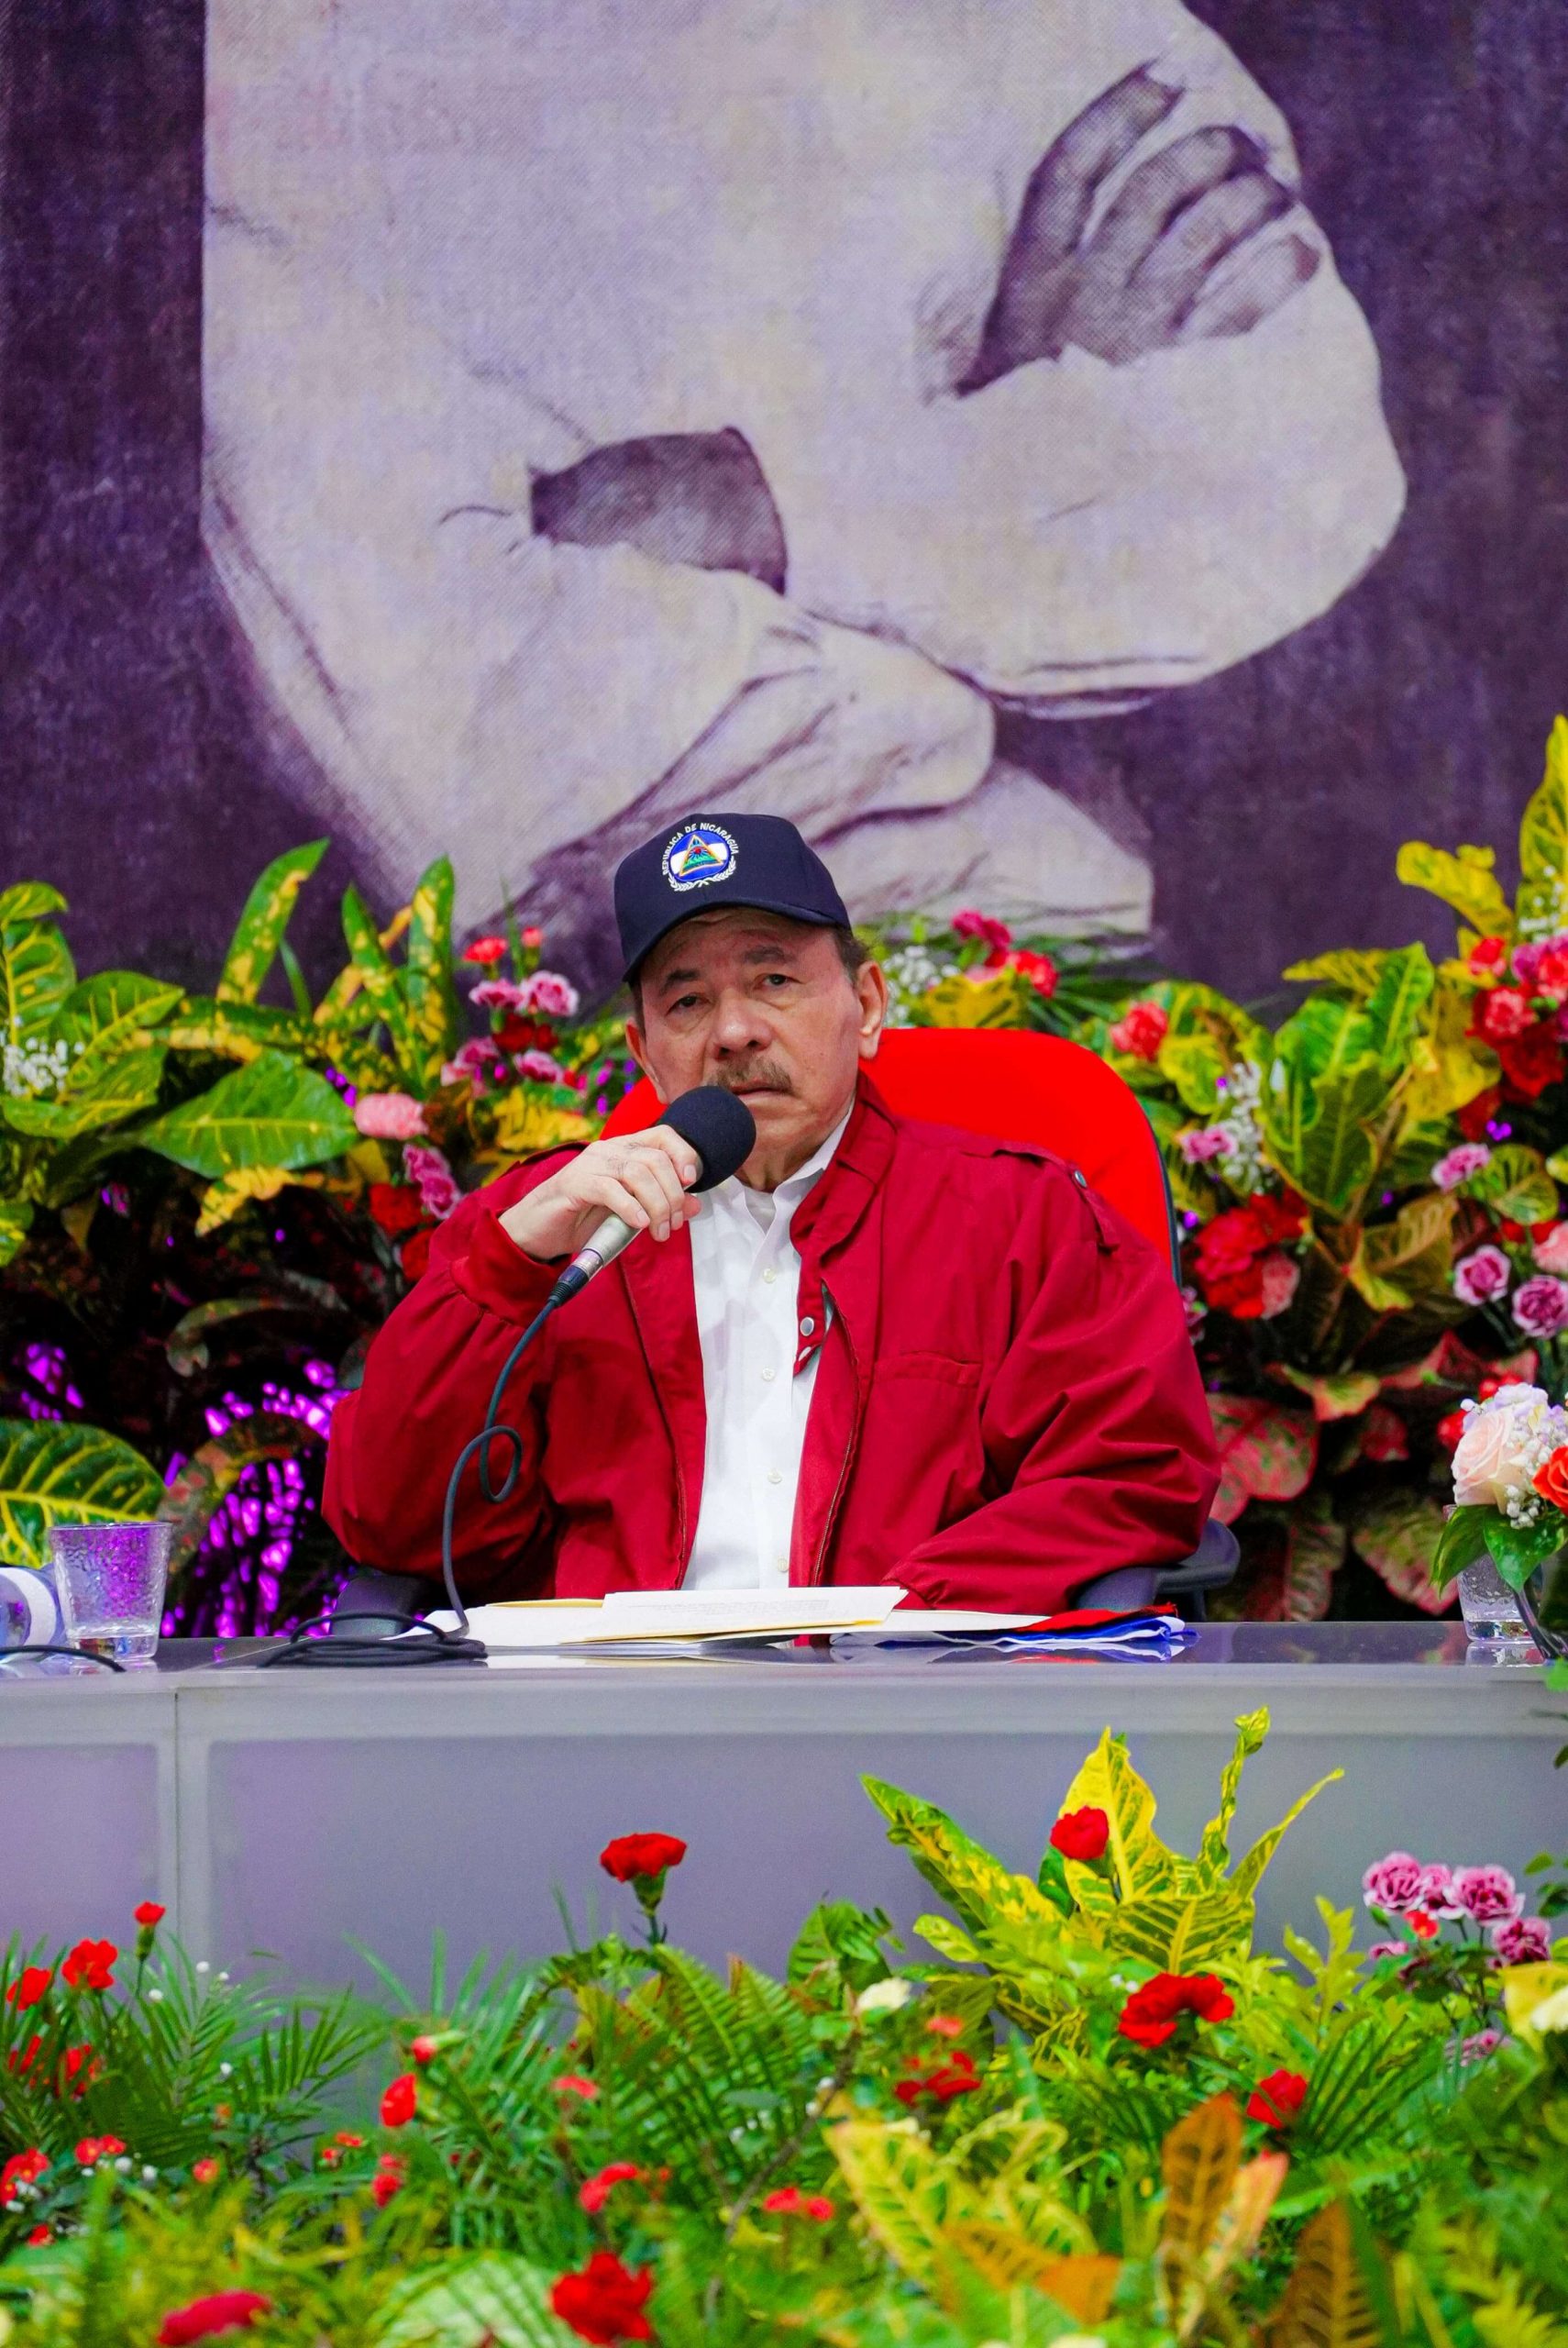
[1431,1143,1492,1191]
[1415,1864,1464,1920]
[441,1037,503,1091]
[1512,1274,1568,1336]
[403,1144,459,1222]
[1108,1001,1169,1062]
[516,1049,566,1084]
[470,978,531,1011]
[1363,1852,1425,1913]
[1256,1251,1300,1320]
[1460,2029,1504,2064]
[1452,1246,1512,1306]
[1451,1865,1522,1925]
[1179,1128,1229,1165]
[1491,1914,1552,1965]
[525,971,580,1019]
[952,908,1012,950]
[1366,1941,1409,1963]
[353,1091,426,1142]
[1532,1223,1568,1274]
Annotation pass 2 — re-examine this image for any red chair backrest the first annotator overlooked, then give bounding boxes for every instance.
[601,1028,1177,1271]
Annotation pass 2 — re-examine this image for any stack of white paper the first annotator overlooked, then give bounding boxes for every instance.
[467,1588,903,1651]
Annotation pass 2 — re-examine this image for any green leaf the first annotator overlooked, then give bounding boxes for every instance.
[1282,949,1390,993]
[1347,1489,1452,1615]
[158,1412,323,1571]
[1271,1367,1384,1423]
[1156,1033,1227,1117]
[1349,1191,1457,1312]
[137,1048,357,1178]
[1198,1708,1270,1879]
[340,883,418,1072]
[0,883,67,925]
[55,969,184,1068]
[1465,1142,1559,1227]
[1483,1511,1564,1593]
[1363,943,1436,1070]
[2,1046,167,1139]
[0,912,75,1055]
[379,2252,574,2348]
[215,841,327,1004]
[406,854,461,1090]
[1261,997,1399,1216]
[1107,1886,1255,1971]
[0,1418,164,1571]
[1208,1394,1317,1524]
[166,995,312,1063]
[0,1198,33,1268]
[1431,1502,1493,1589]
[862,1777,1061,1942]
[1056,1728,1185,1911]
[1231,1766,1342,1899]
[1517,714,1568,938]
[1396,838,1514,941]
[1242,1493,1345,1622]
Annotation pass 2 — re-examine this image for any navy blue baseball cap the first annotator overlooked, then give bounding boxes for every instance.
[614,814,851,981]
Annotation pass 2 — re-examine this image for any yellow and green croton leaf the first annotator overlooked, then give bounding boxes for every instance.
[1516,713,1568,939]
[1395,837,1514,944]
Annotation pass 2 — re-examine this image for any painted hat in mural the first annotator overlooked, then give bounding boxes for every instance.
[614,814,851,980]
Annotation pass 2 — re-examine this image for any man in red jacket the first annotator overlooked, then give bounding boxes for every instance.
[324,813,1218,1610]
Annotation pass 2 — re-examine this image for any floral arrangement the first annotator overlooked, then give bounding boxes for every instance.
[1428,1377,1568,1613]
[2,1718,1566,2346]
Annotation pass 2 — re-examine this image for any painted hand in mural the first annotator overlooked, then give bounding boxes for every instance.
[532,427,787,591]
[963,68,1320,392]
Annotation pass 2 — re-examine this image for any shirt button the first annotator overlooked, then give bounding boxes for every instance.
[762,1267,778,1283]
[767,1468,783,1485]
[799,1315,815,1335]
[760,1367,776,1382]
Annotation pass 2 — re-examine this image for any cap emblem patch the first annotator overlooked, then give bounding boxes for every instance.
[662,821,738,892]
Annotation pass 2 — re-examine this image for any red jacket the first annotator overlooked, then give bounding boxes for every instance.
[324,1077,1219,1610]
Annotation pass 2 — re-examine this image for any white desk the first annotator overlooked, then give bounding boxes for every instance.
[2,1627,1562,1989]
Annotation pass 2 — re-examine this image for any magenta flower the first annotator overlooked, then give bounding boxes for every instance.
[1415,1864,1464,1919]
[470,978,531,1011]
[1452,1246,1512,1307]
[1431,1143,1492,1191]
[951,908,1012,950]
[353,1091,426,1142]
[1491,1914,1552,1965]
[441,1037,504,1091]
[1460,2029,1504,2064]
[516,1048,566,1085]
[1179,1128,1229,1165]
[525,971,580,1019]
[1257,1252,1300,1321]
[403,1144,460,1223]
[1451,1866,1522,1925]
[1366,1941,1409,1963]
[1362,1852,1425,1912]
[1512,1274,1568,1336]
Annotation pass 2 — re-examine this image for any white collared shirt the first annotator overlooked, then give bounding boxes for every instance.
[682,1112,851,1590]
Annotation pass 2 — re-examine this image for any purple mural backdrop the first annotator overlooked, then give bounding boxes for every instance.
[2,0,1566,1006]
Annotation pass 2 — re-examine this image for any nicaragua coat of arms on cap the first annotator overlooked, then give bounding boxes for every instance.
[662,821,738,892]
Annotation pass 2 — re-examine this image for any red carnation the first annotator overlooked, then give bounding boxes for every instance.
[1476,986,1533,1042]
[1,2148,48,2199]
[380,2073,417,2129]
[61,1938,117,1994]
[6,1966,53,2010]
[763,2186,835,2221]
[134,1900,166,1929]
[1050,1805,1110,1864]
[1117,1972,1235,2048]
[410,2034,439,2065]
[371,2153,405,2207]
[158,2290,272,2343]
[1436,1409,1467,1452]
[894,2047,982,2106]
[369,1181,424,1237]
[580,2160,642,2214]
[1109,1000,1169,1062]
[599,1833,687,1884]
[1467,936,1509,978]
[191,2158,221,2185]
[1496,1022,1566,1100]
[26,2226,50,2246]
[1245,2069,1309,2129]
[6,2034,41,2079]
[62,2043,101,2095]
[549,2250,656,2345]
[462,935,508,966]
[923,2013,965,2039]
[553,2072,600,2101]
[1457,1084,1503,1142]
[74,2135,127,2165]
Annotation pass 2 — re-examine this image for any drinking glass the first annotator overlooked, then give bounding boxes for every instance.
[48,1522,172,1665]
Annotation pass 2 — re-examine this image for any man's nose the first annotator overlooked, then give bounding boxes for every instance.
[709,989,772,1058]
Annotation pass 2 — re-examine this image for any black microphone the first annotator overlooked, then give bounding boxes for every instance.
[546,1084,757,1306]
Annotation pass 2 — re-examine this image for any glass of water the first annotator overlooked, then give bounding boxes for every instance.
[48,1522,172,1665]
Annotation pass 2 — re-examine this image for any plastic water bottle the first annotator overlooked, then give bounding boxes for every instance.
[0,1566,61,1653]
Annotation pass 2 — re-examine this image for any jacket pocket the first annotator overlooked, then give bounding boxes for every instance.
[875,1352,981,1389]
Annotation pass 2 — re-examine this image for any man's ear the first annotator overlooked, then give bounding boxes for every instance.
[624,1019,668,1102]
[856,961,889,1060]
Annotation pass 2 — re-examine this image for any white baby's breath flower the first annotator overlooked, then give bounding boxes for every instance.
[854,1977,914,2016]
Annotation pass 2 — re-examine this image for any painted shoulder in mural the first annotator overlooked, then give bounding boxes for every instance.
[203,0,1405,987]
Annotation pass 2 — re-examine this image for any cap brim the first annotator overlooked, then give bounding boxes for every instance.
[624,897,844,984]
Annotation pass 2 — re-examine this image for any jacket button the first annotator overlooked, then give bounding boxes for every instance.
[800,1315,815,1335]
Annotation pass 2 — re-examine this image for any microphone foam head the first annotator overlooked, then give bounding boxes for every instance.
[662,1085,757,1192]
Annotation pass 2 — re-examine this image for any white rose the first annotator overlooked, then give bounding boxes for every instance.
[1452,1389,1550,1507]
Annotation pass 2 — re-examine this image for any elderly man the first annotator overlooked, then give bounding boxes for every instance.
[205,0,1404,981]
[325,814,1219,1610]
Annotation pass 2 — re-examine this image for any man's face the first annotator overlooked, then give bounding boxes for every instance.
[626,908,887,1184]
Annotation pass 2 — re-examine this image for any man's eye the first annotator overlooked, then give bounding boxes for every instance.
[760,973,792,990]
